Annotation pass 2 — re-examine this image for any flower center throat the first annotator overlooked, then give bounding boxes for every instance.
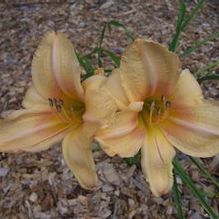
[48,97,85,124]
[139,96,171,126]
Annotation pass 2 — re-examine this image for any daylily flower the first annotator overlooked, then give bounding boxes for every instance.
[0,32,114,190]
[95,39,219,196]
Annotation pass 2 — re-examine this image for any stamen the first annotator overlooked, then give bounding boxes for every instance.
[162,101,171,121]
[161,95,166,104]
[149,101,156,125]
[166,101,171,109]
[48,97,63,114]
[48,98,54,107]
[161,95,167,110]
[62,107,74,123]
[157,108,162,123]
[47,97,83,125]
[56,104,62,113]
[58,99,64,107]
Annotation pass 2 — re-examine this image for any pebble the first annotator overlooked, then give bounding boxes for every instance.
[78,195,88,205]
[128,198,135,209]
[29,192,38,202]
[0,167,9,177]
[100,0,114,9]
[189,212,203,219]
[102,163,121,186]
[102,184,114,192]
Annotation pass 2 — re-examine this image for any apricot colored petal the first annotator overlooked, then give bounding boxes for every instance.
[162,102,219,157]
[22,85,49,109]
[141,127,175,197]
[62,123,98,190]
[82,75,117,125]
[169,69,203,109]
[32,32,83,101]
[96,127,144,158]
[104,70,130,109]
[0,109,70,152]
[96,110,138,139]
[119,39,180,101]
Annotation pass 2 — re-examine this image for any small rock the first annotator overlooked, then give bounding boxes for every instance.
[167,206,173,215]
[102,208,112,218]
[189,212,203,219]
[100,0,114,9]
[128,198,135,209]
[102,184,114,192]
[209,154,219,172]
[153,197,164,205]
[102,164,121,186]
[29,192,38,202]
[68,199,77,206]
[78,195,88,205]
[57,199,68,215]
[114,190,120,196]
[0,167,9,177]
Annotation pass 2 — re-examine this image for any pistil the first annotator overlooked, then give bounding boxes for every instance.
[140,96,171,126]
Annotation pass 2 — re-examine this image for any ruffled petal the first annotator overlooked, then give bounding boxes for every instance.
[104,70,130,109]
[0,109,70,152]
[169,69,203,109]
[32,32,84,102]
[96,126,144,158]
[162,101,219,157]
[141,126,175,197]
[22,85,49,109]
[62,123,98,190]
[119,39,180,101]
[96,110,138,139]
[82,75,118,125]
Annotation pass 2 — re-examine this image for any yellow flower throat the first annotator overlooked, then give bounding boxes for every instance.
[48,97,85,124]
[139,96,171,126]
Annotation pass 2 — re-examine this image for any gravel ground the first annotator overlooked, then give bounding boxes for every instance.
[0,1,218,218]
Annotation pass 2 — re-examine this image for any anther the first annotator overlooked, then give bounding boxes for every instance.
[56,104,62,113]
[48,98,54,107]
[48,97,65,113]
[53,98,58,106]
[58,99,64,107]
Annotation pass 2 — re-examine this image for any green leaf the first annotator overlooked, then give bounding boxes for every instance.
[169,0,205,52]
[169,1,186,52]
[189,157,219,190]
[82,47,99,59]
[195,60,219,82]
[196,60,219,75]
[181,0,205,30]
[173,158,218,219]
[124,152,141,166]
[181,31,219,57]
[93,20,135,67]
[97,24,107,67]
[107,20,135,41]
[172,171,186,219]
[76,51,94,78]
[198,74,219,83]
[103,48,120,67]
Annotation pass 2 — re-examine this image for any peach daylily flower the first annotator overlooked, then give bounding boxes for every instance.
[0,32,113,190]
[95,39,219,196]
